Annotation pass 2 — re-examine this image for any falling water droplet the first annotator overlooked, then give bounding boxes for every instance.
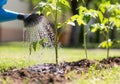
[24,15,55,47]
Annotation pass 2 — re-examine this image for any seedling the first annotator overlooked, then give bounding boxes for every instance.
[91,2,120,58]
[67,6,98,59]
[35,0,71,64]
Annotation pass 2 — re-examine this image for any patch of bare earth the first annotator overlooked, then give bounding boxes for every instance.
[0,57,120,84]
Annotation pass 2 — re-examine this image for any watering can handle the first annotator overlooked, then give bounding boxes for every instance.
[0,0,41,23]
[0,0,27,22]
[0,8,27,22]
[0,0,7,7]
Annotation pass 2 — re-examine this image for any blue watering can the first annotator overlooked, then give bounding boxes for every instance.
[0,0,41,25]
[0,0,21,22]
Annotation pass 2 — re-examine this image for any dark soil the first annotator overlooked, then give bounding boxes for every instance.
[0,57,120,84]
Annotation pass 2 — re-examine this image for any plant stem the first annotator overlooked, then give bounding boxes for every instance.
[82,0,88,59]
[54,0,58,64]
[106,28,109,58]
[84,25,88,59]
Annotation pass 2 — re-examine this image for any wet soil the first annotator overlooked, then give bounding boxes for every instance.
[0,57,120,84]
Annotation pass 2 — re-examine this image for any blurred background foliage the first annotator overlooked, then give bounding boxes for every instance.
[26,0,120,48]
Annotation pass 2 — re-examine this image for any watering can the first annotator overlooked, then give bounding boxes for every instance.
[0,0,41,24]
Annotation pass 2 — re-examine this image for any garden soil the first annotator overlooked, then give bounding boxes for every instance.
[0,57,120,84]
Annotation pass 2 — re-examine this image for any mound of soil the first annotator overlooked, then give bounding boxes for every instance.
[100,57,120,65]
[98,57,120,68]
[0,57,120,84]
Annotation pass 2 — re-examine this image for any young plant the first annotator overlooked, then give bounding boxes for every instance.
[67,6,98,59]
[91,23,113,58]
[91,2,120,58]
[34,0,71,64]
[80,7,98,59]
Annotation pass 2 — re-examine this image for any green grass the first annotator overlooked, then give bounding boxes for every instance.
[0,42,120,72]
[66,67,120,84]
[0,42,120,84]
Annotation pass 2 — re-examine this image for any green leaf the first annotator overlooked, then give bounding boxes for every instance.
[99,39,113,48]
[79,6,87,15]
[77,16,85,25]
[90,24,99,32]
[59,0,71,8]
[103,18,108,25]
[32,41,40,52]
[46,11,51,16]
[70,15,79,21]
[84,9,98,19]
[57,23,62,29]
[99,2,111,13]
[109,17,120,28]
[66,15,85,26]
[90,23,107,32]
[79,6,98,23]
[68,15,85,26]
[98,11,103,23]
[99,6,106,13]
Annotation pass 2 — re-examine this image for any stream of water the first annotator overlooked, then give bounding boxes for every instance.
[23,15,55,47]
[23,15,55,62]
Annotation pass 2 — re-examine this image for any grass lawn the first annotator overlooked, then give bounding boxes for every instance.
[0,42,120,84]
[66,67,120,84]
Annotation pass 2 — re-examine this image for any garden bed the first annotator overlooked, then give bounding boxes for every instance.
[0,56,120,84]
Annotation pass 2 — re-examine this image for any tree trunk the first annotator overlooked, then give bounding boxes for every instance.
[69,0,80,46]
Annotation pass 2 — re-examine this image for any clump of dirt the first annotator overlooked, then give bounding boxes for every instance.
[0,57,120,84]
[62,59,95,68]
[98,57,120,68]
[100,57,120,65]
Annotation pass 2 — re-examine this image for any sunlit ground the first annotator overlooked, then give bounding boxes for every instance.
[0,42,120,84]
[0,42,120,70]
[66,67,120,84]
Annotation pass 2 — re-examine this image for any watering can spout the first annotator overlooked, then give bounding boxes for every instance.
[24,13,43,27]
